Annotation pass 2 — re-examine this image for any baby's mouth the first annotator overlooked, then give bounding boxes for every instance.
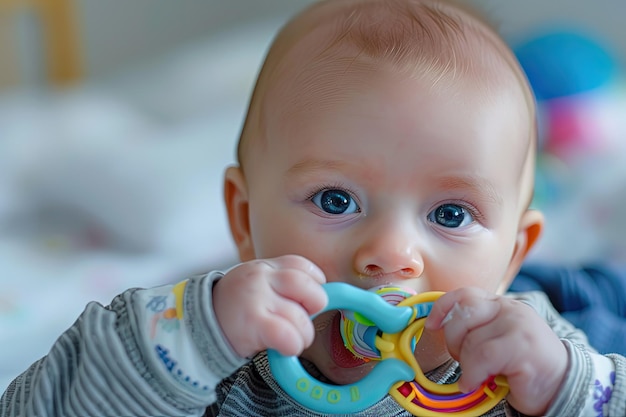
[329,313,368,368]
[327,285,419,369]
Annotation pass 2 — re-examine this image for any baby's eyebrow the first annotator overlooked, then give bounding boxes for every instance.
[287,159,355,176]
[434,175,503,206]
[287,161,503,205]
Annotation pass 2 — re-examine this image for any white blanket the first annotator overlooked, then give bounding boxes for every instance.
[0,19,282,390]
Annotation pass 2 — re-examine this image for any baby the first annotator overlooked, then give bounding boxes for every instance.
[2,0,624,416]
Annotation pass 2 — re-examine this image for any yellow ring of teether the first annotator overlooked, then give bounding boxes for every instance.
[378,292,509,417]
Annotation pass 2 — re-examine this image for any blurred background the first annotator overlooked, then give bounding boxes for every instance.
[1,0,625,391]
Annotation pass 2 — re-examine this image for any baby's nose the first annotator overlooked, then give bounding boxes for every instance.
[353,221,424,280]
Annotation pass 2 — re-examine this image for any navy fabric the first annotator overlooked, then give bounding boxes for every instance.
[511,263,626,355]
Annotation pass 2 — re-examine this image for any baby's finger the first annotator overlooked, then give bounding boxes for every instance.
[270,270,328,315]
[268,296,317,349]
[455,321,510,392]
[265,255,327,284]
[425,289,502,359]
[441,302,502,360]
[259,314,308,357]
[425,287,498,330]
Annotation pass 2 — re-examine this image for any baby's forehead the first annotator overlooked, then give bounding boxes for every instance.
[240,0,535,178]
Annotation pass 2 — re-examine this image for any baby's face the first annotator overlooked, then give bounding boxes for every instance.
[237,60,534,383]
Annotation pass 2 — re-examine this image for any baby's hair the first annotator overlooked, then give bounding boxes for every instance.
[320,0,504,83]
[237,0,536,208]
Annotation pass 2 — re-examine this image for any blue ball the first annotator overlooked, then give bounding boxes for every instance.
[514,28,618,100]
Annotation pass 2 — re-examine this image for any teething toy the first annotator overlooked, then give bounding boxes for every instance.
[267,282,509,416]
[340,285,416,360]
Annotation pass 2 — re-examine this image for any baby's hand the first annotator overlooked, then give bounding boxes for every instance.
[425,287,567,416]
[213,255,328,359]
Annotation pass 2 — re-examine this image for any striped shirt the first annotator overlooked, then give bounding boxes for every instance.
[2,272,625,416]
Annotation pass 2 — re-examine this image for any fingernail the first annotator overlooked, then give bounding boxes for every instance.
[441,302,472,325]
[309,263,325,281]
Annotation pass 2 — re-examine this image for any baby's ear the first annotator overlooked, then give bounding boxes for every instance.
[518,209,544,257]
[499,209,544,293]
[224,166,255,261]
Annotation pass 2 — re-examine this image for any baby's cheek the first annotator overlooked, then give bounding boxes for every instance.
[433,264,504,293]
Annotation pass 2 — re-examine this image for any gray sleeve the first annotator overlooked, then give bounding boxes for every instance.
[545,342,626,417]
[0,272,247,417]
[606,353,626,417]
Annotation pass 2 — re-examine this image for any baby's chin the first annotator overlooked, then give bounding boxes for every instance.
[303,312,452,386]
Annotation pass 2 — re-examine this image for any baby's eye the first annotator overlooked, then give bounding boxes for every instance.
[428,204,473,228]
[311,189,360,215]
